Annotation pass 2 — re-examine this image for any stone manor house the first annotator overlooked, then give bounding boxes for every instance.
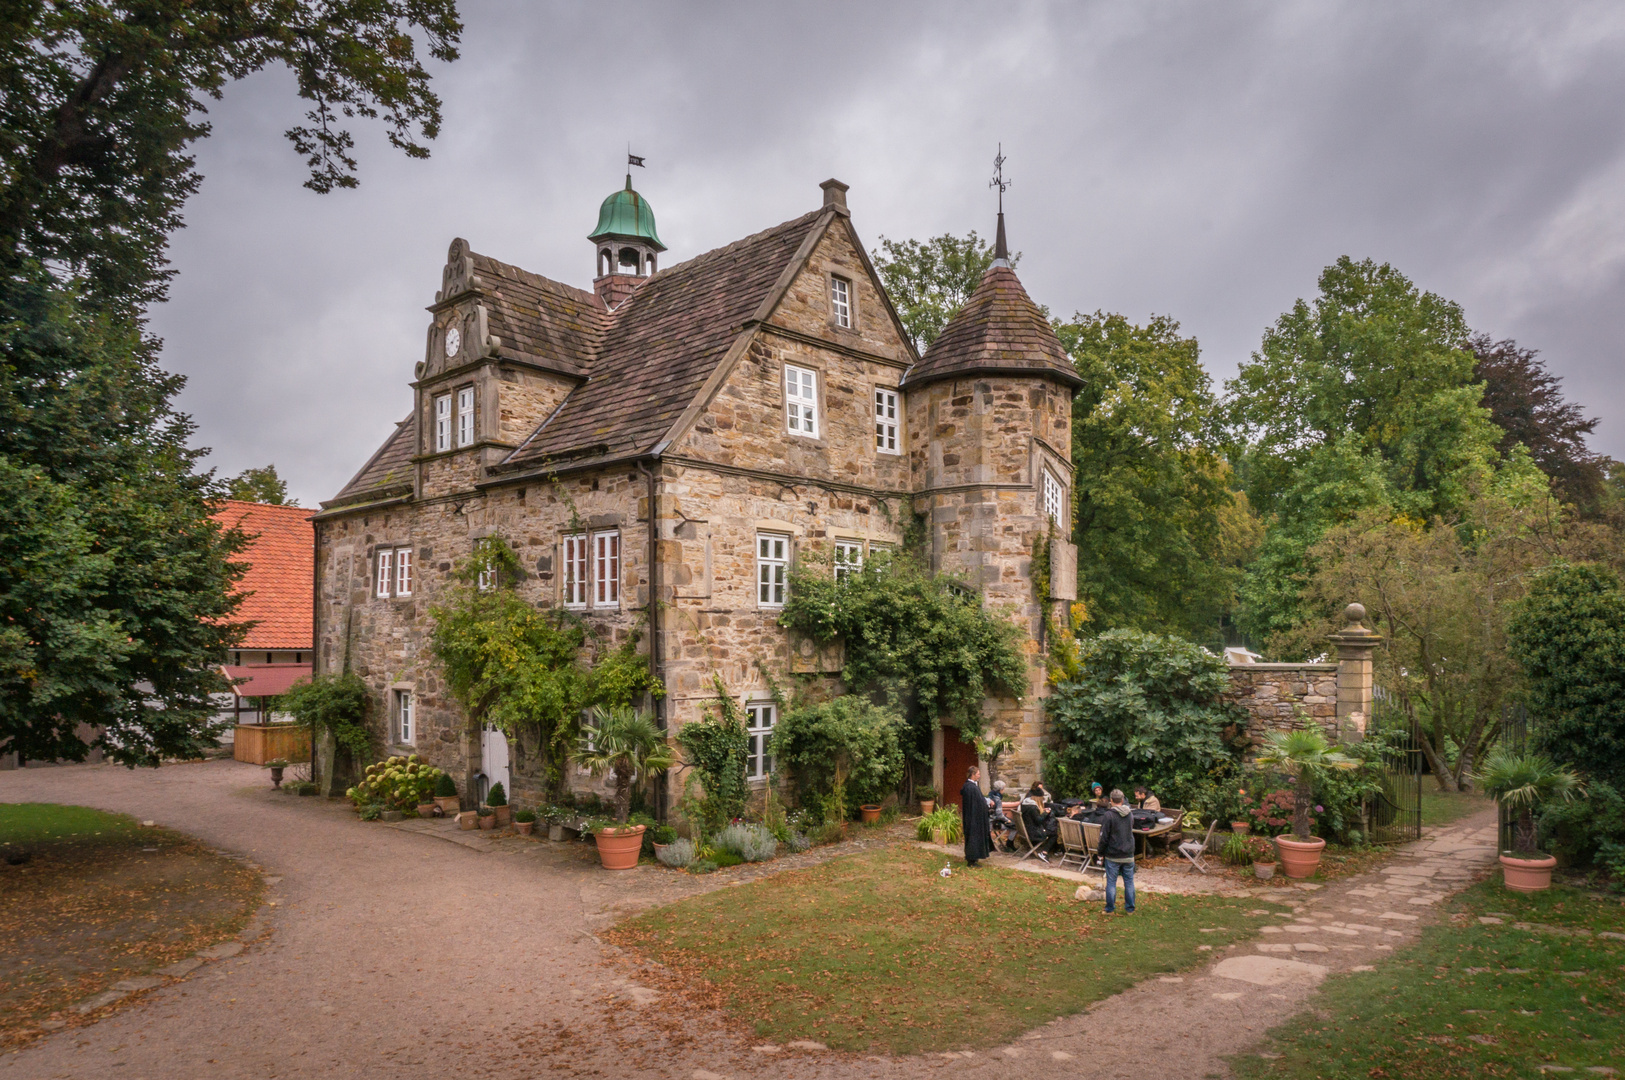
[312,175,1083,811]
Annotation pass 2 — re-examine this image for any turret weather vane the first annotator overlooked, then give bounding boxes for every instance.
[990,143,1010,213]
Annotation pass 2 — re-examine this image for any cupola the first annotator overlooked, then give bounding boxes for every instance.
[589,173,665,307]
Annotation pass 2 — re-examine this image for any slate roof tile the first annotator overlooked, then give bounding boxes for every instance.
[900,264,1080,389]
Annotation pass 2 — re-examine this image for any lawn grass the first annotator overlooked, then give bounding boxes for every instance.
[1420,788,1489,828]
[607,846,1292,1055]
[1232,879,1625,1079]
[0,803,263,1049]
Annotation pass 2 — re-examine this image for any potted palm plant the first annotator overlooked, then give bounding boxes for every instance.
[577,705,675,870]
[1476,749,1582,892]
[1255,728,1358,879]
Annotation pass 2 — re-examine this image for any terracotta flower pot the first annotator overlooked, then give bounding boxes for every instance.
[931,827,947,846]
[919,800,936,816]
[485,804,510,827]
[1253,861,1277,880]
[435,796,461,817]
[548,824,565,842]
[1499,853,1557,892]
[1230,822,1251,835]
[1274,836,1326,879]
[457,811,478,830]
[478,814,496,831]
[515,820,534,837]
[416,802,436,818]
[860,805,881,824]
[594,824,647,870]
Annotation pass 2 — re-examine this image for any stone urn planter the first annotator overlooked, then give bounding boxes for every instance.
[860,804,882,824]
[1499,853,1557,892]
[434,796,461,817]
[268,764,285,790]
[1274,836,1326,879]
[594,824,647,870]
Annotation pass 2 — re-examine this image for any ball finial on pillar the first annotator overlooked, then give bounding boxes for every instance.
[1343,602,1367,628]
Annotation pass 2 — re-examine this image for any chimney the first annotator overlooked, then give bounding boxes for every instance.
[820,178,849,213]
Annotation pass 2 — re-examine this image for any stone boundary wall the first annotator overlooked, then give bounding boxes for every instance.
[1223,663,1341,755]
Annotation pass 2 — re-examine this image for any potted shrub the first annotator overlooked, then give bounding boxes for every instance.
[265,759,289,790]
[917,785,938,815]
[576,705,675,870]
[434,773,461,816]
[650,824,678,863]
[1250,838,1277,879]
[1255,728,1358,879]
[513,808,536,836]
[477,806,496,831]
[916,807,962,847]
[543,805,567,842]
[1476,749,1582,892]
[484,782,511,826]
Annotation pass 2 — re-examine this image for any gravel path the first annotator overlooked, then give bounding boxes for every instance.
[0,760,1498,1079]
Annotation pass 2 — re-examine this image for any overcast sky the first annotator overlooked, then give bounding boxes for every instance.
[152,1,1625,507]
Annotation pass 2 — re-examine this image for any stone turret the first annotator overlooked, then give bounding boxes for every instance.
[902,211,1083,788]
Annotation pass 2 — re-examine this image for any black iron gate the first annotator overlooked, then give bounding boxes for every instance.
[1365,687,1422,844]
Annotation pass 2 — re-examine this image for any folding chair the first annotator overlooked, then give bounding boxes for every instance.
[1080,820,1105,875]
[1011,811,1047,863]
[1056,817,1089,871]
[1178,820,1219,874]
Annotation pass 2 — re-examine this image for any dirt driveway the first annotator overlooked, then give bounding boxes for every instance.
[0,760,1498,1080]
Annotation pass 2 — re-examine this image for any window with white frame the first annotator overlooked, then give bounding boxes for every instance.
[785,364,818,437]
[593,530,620,607]
[757,533,789,607]
[456,386,475,447]
[830,276,852,329]
[376,549,393,598]
[434,393,452,452]
[834,540,864,583]
[745,701,776,779]
[874,388,899,453]
[579,708,598,755]
[477,562,497,592]
[393,689,414,745]
[1043,470,1066,527]
[563,533,588,608]
[395,547,413,596]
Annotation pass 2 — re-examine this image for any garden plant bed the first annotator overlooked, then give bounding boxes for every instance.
[0,803,263,1049]
[605,846,1288,1054]
[1231,878,1624,1079]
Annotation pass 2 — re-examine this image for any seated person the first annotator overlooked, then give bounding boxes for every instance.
[1089,782,1110,809]
[1019,782,1059,862]
[987,780,1015,849]
[1133,785,1161,813]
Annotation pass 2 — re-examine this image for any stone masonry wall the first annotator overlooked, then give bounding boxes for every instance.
[1223,663,1341,755]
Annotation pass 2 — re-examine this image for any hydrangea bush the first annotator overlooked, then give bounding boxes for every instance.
[346,754,445,812]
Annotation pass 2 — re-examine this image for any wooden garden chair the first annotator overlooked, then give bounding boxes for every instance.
[1080,820,1106,875]
[1056,816,1090,872]
[1011,811,1047,863]
[1178,820,1219,874]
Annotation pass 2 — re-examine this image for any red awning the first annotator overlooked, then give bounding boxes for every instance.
[221,664,312,698]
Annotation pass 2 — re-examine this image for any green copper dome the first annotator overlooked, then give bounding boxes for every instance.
[587,178,665,251]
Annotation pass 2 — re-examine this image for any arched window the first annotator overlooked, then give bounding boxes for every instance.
[599,247,612,277]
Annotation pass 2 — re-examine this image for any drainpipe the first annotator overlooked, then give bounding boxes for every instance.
[637,459,668,821]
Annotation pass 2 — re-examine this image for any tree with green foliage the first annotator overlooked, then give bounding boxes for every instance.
[1,0,462,309]
[1470,334,1604,510]
[1225,257,1506,640]
[871,232,1014,352]
[279,670,370,768]
[576,705,674,825]
[1054,311,1255,641]
[1044,628,1247,807]
[0,273,248,765]
[225,465,294,505]
[1508,563,1625,791]
[1254,727,1358,840]
[429,538,662,795]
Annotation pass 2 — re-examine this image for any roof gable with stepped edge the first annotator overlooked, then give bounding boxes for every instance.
[899,257,1081,391]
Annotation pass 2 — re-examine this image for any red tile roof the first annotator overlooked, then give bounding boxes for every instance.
[221,664,314,698]
[213,501,315,649]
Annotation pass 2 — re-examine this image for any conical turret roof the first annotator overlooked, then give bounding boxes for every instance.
[900,256,1080,391]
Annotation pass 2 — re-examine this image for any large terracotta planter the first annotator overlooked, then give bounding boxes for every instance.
[435,796,461,817]
[486,804,511,827]
[1500,853,1557,892]
[478,814,496,831]
[1274,836,1326,879]
[595,825,647,870]
[860,805,881,824]
[515,820,534,837]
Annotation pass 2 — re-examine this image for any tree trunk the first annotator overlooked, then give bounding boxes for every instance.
[1416,728,1459,792]
[614,764,632,824]
[1294,774,1314,840]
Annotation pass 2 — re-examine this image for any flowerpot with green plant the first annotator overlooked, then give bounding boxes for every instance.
[477,807,495,831]
[650,824,678,862]
[513,808,536,836]
[577,705,675,870]
[917,785,937,815]
[434,772,461,816]
[1255,727,1358,879]
[484,781,511,826]
[1250,837,1277,879]
[916,807,963,847]
[1475,749,1582,892]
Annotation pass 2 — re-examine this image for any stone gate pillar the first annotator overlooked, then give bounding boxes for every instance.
[1327,603,1381,743]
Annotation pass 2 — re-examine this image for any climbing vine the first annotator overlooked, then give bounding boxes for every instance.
[674,674,751,833]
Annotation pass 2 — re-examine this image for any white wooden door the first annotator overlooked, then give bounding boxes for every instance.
[480,724,510,802]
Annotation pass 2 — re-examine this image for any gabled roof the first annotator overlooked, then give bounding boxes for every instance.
[901,264,1081,391]
[502,209,826,468]
[331,414,415,504]
[471,252,606,377]
[212,501,314,650]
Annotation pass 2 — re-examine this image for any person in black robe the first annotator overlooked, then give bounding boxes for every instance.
[960,765,992,866]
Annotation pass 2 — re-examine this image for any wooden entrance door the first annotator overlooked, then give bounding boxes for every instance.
[942,725,978,807]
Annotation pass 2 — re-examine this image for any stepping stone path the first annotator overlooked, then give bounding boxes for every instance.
[975,809,1502,1079]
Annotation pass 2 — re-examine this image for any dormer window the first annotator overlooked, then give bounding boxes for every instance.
[785,365,819,438]
[434,394,451,452]
[831,276,852,329]
[457,387,474,447]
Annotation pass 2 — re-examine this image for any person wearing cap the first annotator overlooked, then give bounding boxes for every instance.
[1089,781,1109,809]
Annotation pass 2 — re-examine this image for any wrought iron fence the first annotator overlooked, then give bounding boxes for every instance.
[1365,687,1422,844]
[1496,702,1530,854]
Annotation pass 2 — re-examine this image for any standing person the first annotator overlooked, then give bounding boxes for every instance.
[1097,788,1137,915]
[960,766,991,867]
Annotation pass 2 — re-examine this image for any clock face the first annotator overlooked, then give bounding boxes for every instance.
[445,326,461,359]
